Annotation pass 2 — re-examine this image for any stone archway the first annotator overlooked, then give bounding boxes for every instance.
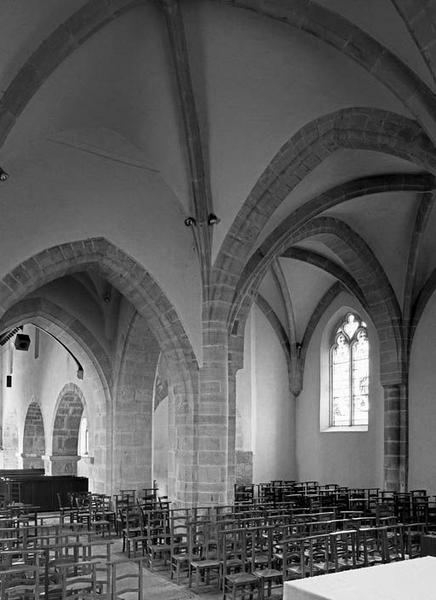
[0,300,111,493]
[22,401,46,470]
[0,237,199,504]
[112,311,160,493]
[50,384,85,476]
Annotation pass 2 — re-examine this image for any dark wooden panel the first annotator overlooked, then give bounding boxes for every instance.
[421,534,436,557]
[0,475,88,511]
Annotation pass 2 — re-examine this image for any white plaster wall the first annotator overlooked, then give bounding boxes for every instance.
[409,291,436,495]
[296,293,384,488]
[0,325,107,491]
[252,306,296,483]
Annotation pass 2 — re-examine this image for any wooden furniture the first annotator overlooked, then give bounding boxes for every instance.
[188,520,221,593]
[169,515,189,583]
[108,558,145,600]
[222,528,261,600]
[0,564,42,599]
[421,532,436,556]
[0,474,88,511]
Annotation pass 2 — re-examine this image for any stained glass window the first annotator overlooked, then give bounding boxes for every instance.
[330,314,369,427]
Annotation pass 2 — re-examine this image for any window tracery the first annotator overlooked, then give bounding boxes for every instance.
[330,313,369,427]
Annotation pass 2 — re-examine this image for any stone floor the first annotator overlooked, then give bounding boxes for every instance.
[38,517,282,600]
[108,536,221,600]
[106,536,282,600]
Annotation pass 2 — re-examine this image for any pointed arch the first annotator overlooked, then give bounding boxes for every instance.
[0,237,198,396]
[232,216,403,385]
[51,383,85,475]
[211,111,436,324]
[0,297,112,396]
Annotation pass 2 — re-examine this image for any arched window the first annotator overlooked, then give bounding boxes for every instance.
[330,313,369,428]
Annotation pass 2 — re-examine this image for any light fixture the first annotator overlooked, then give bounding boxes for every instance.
[103,285,112,304]
[0,167,9,182]
[208,213,220,225]
[184,217,196,227]
[14,333,31,351]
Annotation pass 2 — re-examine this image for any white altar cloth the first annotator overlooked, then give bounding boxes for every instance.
[283,556,436,600]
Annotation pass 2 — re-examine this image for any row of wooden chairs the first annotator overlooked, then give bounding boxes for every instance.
[252,480,435,523]
[161,508,426,595]
[184,520,426,597]
[0,556,146,599]
[58,492,116,536]
[0,514,147,599]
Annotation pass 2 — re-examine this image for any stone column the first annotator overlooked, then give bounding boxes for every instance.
[383,383,408,491]
[230,332,251,488]
[196,323,231,505]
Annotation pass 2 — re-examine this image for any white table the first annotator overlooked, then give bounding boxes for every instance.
[283,557,436,600]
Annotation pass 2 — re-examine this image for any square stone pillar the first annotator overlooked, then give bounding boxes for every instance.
[383,383,408,491]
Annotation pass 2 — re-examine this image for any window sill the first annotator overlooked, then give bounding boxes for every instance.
[321,425,368,433]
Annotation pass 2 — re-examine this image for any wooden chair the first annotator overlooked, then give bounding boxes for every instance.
[222,528,261,600]
[188,520,221,593]
[0,564,41,599]
[120,505,147,558]
[382,524,405,562]
[304,533,335,577]
[356,527,384,567]
[86,494,113,537]
[97,558,145,600]
[330,529,358,571]
[404,522,426,558]
[275,536,306,581]
[54,559,102,599]
[114,493,135,537]
[248,526,282,600]
[0,547,50,599]
[169,515,189,583]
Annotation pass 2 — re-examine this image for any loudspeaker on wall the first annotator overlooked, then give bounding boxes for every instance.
[14,334,31,351]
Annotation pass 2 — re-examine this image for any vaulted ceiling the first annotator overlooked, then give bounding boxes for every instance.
[0,0,435,365]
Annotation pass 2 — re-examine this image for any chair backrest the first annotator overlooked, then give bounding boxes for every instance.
[221,527,247,573]
[56,559,101,599]
[381,524,405,562]
[330,529,357,571]
[108,558,145,600]
[188,520,218,560]
[0,564,42,599]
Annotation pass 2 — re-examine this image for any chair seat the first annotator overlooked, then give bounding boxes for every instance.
[172,553,189,562]
[226,572,259,584]
[253,568,282,579]
[123,527,142,534]
[286,565,306,577]
[191,559,220,568]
